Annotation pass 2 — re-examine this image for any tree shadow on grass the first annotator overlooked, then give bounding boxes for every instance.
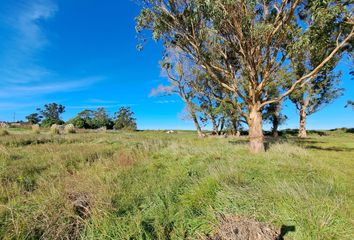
[277,225,296,240]
[305,145,354,152]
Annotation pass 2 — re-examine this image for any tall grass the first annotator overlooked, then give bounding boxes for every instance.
[0,130,353,239]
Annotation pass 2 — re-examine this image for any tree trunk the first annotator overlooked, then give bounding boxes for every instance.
[211,117,218,135]
[271,115,279,138]
[231,118,239,136]
[190,109,205,138]
[218,117,225,135]
[248,104,265,153]
[298,108,307,138]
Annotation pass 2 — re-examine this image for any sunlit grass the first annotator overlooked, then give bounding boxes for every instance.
[0,129,353,239]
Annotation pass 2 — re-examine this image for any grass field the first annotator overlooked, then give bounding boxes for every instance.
[0,129,353,239]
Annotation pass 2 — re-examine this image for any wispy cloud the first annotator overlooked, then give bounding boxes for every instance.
[149,84,175,97]
[0,0,57,84]
[0,0,104,104]
[67,103,137,110]
[0,76,104,98]
[88,98,120,104]
[0,102,43,111]
[155,100,178,104]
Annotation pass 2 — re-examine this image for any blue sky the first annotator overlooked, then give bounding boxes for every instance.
[0,0,353,130]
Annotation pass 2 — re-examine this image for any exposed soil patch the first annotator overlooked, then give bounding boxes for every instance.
[208,216,283,240]
[67,192,92,219]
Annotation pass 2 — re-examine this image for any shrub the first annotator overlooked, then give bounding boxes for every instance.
[0,129,9,136]
[50,124,60,135]
[32,124,40,134]
[64,124,76,134]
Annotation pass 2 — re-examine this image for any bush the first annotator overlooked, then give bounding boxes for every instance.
[64,124,76,134]
[50,124,60,135]
[32,124,40,134]
[0,129,9,136]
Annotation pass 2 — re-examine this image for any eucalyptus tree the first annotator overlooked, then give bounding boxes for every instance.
[137,0,354,153]
[25,113,42,125]
[263,102,287,138]
[193,75,227,135]
[92,107,112,129]
[67,109,95,129]
[37,103,65,127]
[158,48,206,137]
[289,70,343,138]
[114,107,137,131]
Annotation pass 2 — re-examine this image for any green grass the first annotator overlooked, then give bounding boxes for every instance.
[0,130,353,239]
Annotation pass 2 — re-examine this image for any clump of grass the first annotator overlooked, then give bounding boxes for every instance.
[267,142,308,158]
[50,124,60,135]
[32,124,40,134]
[0,122,9,128]
[64,124,76,134]
[0,128,9,136]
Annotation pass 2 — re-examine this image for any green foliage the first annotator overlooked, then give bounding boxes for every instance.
[113,107,137,131]
[37,103,65,127]
[68,108,113,129]
[289,69,344,115]
[136,0,353,144]
[67,109,94,129]
[92,107,112,129]
[25,113,42,124]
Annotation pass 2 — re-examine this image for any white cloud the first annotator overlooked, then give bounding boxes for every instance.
[149,84,175,97]
[0,1,104,103]
[67,103,137,110]
[155,100,178,104]
[88,98,120,104]
[0,0,57,84]
[0,76,104,98]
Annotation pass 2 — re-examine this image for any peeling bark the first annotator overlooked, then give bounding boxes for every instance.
[189,106,205,138]
[248,105,265,153]
[298,108,307,138]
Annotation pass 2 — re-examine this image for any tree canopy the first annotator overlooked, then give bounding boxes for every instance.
[114,107,137,131]
[137,0,354,152]
[37,103,66,127]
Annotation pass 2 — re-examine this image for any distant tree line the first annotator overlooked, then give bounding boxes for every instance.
[25,103,137,130]
[137,0,354,153]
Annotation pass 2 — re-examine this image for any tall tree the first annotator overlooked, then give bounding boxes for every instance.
[114,107,137,130]
[25,113,42,125]
[137,0,354,153]
[263,102,287,138]
[37,103,65,127]
[92,107,112,129]
[158,48,206,137]
[194,76,226,135]
[67,110,95,129]
[290,70,343,138]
